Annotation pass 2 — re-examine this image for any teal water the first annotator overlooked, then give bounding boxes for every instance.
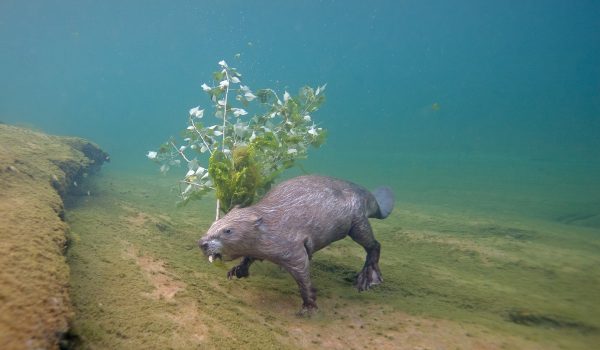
[1,0,599,223]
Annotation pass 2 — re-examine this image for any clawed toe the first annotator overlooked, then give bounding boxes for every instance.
[296,302,318,317]
[354,264,383,291]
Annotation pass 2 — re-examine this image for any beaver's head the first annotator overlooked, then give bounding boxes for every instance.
[198,207,264,263]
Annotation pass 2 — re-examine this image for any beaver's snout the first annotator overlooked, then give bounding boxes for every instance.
[198,237,223,263]
[198,240,208,250]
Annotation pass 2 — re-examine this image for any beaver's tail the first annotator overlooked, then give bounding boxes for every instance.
[371,186,395,219]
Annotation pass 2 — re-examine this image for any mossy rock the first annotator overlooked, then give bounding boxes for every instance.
[0,124,108,350]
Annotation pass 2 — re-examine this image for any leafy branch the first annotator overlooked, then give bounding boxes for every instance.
[148,60,327,219]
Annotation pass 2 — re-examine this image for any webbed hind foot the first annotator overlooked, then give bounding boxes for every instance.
[296,300,318,317]
[355,263,383,291]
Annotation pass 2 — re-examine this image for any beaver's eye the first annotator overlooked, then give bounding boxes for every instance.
[224,228,232,234]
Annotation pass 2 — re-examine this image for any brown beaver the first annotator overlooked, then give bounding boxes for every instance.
[198,175,394,314]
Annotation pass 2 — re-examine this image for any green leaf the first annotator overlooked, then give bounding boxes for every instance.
[213,70,225,82]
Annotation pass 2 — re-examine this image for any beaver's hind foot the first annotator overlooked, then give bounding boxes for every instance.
[355,263,383,291]
[296,300,318,317]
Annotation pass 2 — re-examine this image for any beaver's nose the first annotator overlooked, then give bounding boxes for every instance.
[199,241,209,250]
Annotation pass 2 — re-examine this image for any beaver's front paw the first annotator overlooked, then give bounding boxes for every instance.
[355,264,383,291]
[227,264,250,279]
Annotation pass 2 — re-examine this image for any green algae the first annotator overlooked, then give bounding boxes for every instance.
[0,124,108,350]
[66,170,600,349]
[209,146,261,213]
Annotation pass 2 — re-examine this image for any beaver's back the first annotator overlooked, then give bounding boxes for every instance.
[260,175,374,212]
[254,176,379,241]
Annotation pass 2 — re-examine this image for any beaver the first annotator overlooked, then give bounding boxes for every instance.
[198,175,394,314]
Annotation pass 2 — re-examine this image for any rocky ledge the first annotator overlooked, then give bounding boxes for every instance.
[0,124,109,350]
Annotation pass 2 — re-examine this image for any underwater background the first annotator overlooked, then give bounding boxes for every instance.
[2,1,600,348]
[1,0,599,223]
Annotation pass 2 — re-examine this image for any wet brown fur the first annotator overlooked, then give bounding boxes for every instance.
[199,175,394,314]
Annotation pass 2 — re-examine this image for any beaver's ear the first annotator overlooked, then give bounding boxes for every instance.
[254,217,265,232]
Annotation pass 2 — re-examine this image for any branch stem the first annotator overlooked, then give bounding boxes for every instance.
[190,117,213,155]
[215,67,231,221]
[170,141,191,163]
[221,70,230,154]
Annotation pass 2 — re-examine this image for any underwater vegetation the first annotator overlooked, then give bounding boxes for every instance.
[65,171,600,349]
[149,60,327,217]
[208,146,261,213]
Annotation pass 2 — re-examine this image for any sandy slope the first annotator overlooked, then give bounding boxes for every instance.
[66,171,600,349]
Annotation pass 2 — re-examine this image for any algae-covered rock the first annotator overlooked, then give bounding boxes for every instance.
[0,124,108,350]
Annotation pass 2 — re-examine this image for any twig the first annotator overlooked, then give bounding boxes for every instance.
[189,117,213,155]
[214,67,232,221]
[222,70,230,154]
[170,141,191,163]
[216,200,221,220]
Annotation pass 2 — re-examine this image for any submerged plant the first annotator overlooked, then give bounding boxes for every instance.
[148,60,327,219]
